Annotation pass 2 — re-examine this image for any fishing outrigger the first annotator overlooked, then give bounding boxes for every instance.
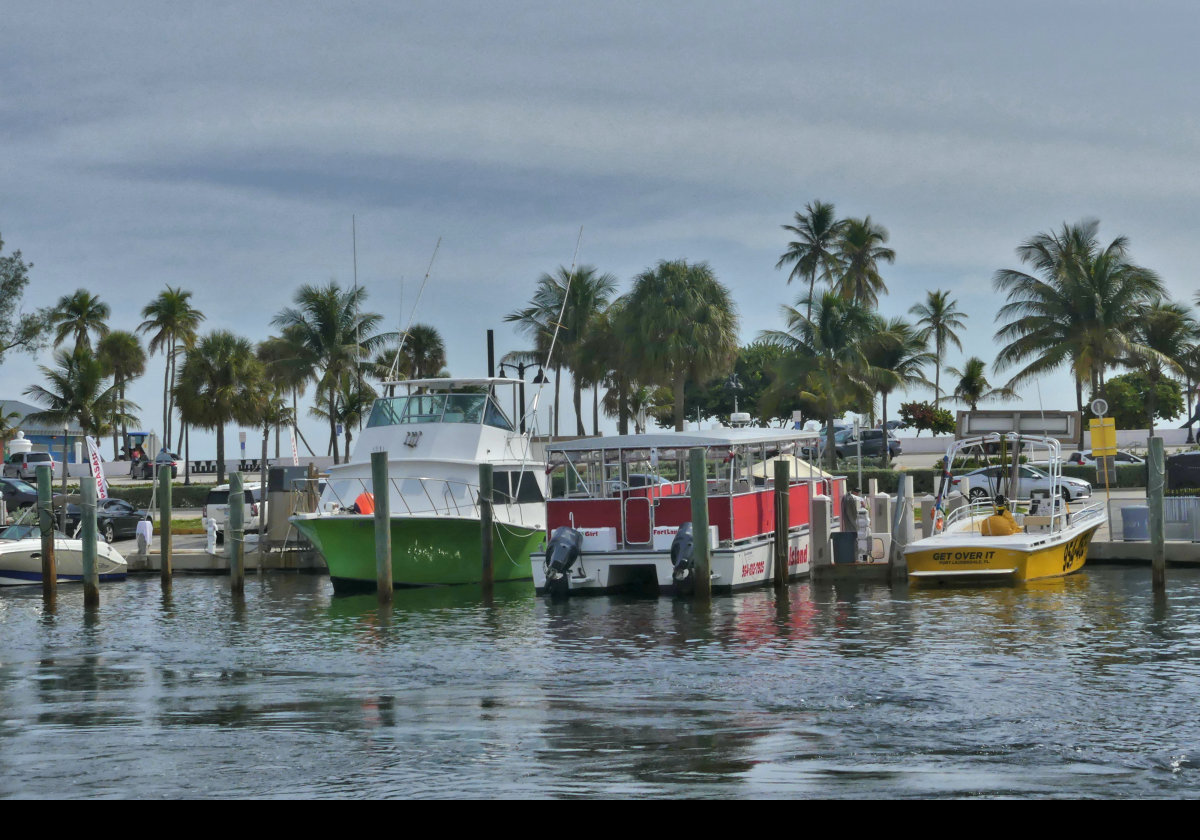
[905,433,1106,584]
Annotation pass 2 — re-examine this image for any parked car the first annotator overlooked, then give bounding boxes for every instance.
[3,451,57,480]
[953,464,1092,502]
[835,428,902,459]
[131,449,180,480]
[1066,450,1145,467]
[203,483,267,543]
[62,497,151,542]
[1166,452,1200,490]
[0,477,39,510]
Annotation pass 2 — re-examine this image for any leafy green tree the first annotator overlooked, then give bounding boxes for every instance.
[624,260,739,431]
[834,217,894,307]
[139,286,205,451]
[899,400,956,436]
[946,356,1016,410]
[311,374,377,458]
[97,330,147,458]
[49,289,110,354]
[174,331,264,485]
[272,282,389,464]
[776,200,846,323]
[1089,372,1182,431]
[760,292,877,468]
[0,232,51,365]
[1124,300,1193,432]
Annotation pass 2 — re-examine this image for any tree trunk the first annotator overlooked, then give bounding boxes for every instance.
[573,378,584,436]
[881,390,889,465]
[216,425,226,486]
[329,385,340,465]
[184,423,190,486]
[592,383,599,436]
[617,379,629,436]
[673,371,688,431]
[553,364,562,437]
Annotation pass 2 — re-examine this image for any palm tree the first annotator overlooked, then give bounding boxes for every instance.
[24,347,138,439]
[862,317,933,460]
[505,266,617,436]
[946,357,1016,410]
[138,286,205,451]
[258,329,317,452]
[388,323,448,380]
[97,330,147,458]
[174,331,263,486]
[311,374,377,457]
[834,217,894,307]
[271,282,389,464]
[759,292,877,469]
[776,200,846,323]
[49,289,110,353]
[624,260,739,431]
[1126,300,1193,433]
[993,220,1164,439]
[909,290,967,406]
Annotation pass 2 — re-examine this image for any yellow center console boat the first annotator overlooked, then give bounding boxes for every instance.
[905,433,1106,584]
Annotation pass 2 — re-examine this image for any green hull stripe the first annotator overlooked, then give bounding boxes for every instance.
[293,515,542,587]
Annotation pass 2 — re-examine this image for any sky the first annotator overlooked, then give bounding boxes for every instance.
[3,1,1199,459]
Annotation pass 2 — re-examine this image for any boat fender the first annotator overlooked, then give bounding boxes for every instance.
[544,526,583,580]
[670,522,695,581]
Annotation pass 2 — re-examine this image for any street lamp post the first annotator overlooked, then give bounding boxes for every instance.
[497,361,549,434]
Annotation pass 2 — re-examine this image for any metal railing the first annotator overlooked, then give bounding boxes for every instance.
[945,497,1105,535]
[292,476,541,528]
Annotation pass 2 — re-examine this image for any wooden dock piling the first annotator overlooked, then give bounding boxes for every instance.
[689,447,711,601]
[1148,436,1166,592]
[79,472,99,607]
[36,464,56,603]
[479,463,494,596]
[372,451,393,601]
[229,473,244,594]
[773,459,790,588]
[158,464,173,586]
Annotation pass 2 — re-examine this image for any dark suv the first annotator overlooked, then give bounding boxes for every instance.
[1167,452,1200,490]
[834,429,901,459]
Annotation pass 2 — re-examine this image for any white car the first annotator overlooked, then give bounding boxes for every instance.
[1065,450,1145,467]
[203,483,267,543]
[952,464,1092,502]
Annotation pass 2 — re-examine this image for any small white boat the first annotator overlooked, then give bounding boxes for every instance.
[0,523,128,586]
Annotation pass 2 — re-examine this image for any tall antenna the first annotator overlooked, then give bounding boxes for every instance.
[387,238,442,381]
[353,215,361,400]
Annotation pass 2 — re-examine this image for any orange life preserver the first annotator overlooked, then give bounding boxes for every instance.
[354,492,375,514]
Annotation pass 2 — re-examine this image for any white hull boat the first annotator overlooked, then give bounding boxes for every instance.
[0,524,128,586]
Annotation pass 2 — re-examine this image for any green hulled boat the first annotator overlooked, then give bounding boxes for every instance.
[291,377,546,591]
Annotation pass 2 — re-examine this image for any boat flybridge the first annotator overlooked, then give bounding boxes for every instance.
[534,426,842,596]
[905,432,1106,584]
[290,377,548,590]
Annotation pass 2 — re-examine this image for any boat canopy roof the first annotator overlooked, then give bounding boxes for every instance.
[380,377,524,389]
[546,428,818,453]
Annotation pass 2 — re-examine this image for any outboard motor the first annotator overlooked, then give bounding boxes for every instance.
[670,522,695,594]
[543,526,583,599]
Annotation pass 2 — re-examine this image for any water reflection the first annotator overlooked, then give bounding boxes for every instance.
[4,568,1200,797]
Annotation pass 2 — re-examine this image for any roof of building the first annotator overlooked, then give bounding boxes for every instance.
[0,400,85,436]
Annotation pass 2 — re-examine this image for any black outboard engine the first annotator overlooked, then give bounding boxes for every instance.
[670,522,695,595]
[543,526,583,599]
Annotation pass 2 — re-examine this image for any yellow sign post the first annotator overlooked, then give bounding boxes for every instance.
[1089,416,1117,496]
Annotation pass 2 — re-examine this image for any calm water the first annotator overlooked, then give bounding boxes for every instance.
[3,567,1200,798]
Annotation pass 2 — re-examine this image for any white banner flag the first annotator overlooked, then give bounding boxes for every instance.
[290,426,299,466]
[85,435,108,500]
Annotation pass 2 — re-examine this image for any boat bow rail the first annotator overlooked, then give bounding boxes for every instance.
[314,473,543,527]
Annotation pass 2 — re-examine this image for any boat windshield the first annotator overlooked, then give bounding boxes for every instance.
[367,393,514,431]
[0,524,68,540]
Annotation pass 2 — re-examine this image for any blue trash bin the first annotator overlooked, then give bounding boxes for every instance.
[832,531,858,564]
[1122,505,1149,541]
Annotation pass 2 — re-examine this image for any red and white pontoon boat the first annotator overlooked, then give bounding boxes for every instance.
[533,428,845,596]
